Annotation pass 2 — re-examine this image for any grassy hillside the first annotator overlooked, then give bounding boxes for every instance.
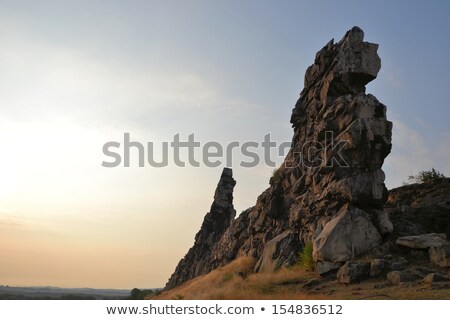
[150,257,449,300]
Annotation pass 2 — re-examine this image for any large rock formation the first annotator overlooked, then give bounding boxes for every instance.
[166,26,393,288]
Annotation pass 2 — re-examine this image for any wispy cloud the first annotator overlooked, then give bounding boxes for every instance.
[383,118,450,188]
[0,24,265,133]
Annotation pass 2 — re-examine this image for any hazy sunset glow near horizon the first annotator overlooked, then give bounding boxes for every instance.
[1,0,449,289]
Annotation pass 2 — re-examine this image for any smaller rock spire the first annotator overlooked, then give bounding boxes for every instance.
[165,168,236,289]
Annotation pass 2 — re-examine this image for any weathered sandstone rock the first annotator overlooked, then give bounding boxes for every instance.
[396,233,447,249]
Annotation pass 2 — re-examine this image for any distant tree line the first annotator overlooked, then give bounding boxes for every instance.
[128,288,160,300]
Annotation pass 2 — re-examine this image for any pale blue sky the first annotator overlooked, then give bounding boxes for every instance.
[0,1,449,288]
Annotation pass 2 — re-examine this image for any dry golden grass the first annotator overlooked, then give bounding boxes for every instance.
[152,257,323,300]
[150,257,450,300]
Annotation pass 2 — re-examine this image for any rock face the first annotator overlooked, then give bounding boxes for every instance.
[166,27,392,288]
[253,230,301,273]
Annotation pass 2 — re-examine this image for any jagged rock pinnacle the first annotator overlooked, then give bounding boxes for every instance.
[165,168,236,289]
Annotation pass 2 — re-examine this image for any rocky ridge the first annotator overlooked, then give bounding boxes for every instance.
[165,27,449,290]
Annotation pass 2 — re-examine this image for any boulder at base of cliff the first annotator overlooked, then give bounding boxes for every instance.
[396,233,447,249]
[313,205,382,274]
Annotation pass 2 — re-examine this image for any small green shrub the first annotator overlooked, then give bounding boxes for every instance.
[408,168,446,184]
[270,168,281,185]
[297,242,315,271]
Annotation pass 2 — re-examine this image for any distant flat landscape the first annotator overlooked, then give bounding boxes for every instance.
[0,285,131,300]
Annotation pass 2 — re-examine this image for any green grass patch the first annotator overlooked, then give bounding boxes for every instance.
[298,242,315,271]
